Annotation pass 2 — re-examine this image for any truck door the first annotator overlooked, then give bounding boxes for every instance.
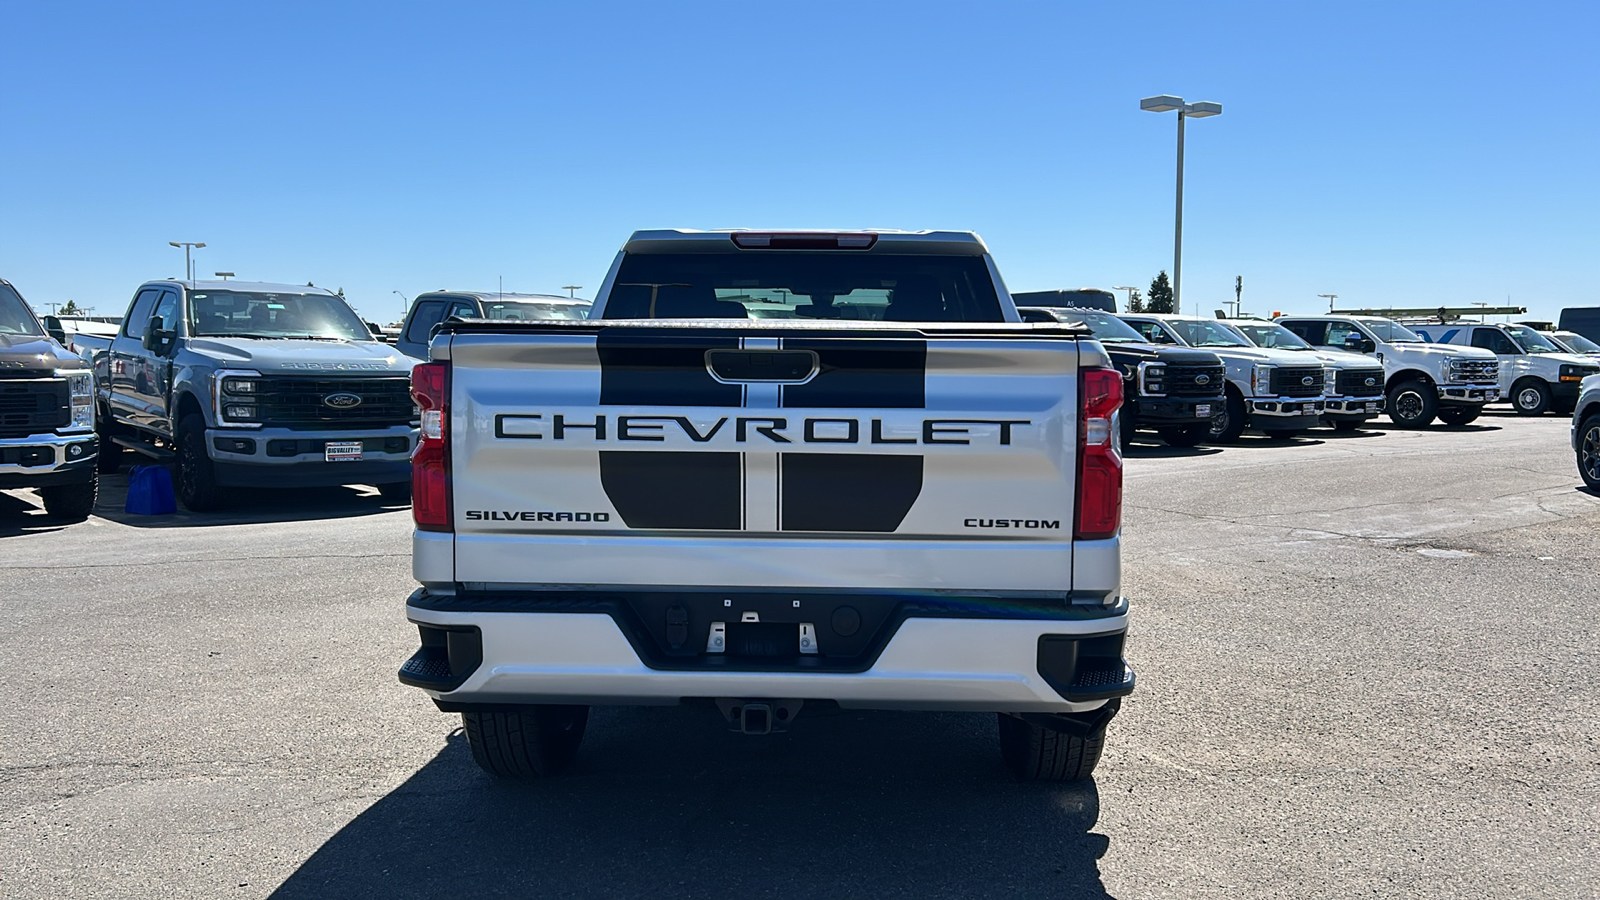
[136,289,181,433]
[108,287,162,428]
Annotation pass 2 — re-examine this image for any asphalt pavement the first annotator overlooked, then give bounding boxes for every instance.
[1,411,1595,899]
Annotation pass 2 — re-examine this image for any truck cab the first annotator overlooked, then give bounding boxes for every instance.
[0,278,99,520]
[1275,315,1500,428]
[1119,313,1325,442]
[1405,321,1598,416]
[1575,375,1600,490]
[84,280,418,510]
[397,291,591,360]
[1019,306,1225,447]
[1221,318,1387,431]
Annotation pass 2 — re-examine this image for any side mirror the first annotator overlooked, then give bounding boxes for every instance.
[143,316,176,354]
[1344,334,1374,353]
[48,327,68,345]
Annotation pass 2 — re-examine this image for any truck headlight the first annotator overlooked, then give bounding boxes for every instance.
[56,369,94,431]
[1138,363,1166,397]
[221,376,258,395]
[1323,366,1338,391]
[214,369,265,427]
[1252,365,1274,396]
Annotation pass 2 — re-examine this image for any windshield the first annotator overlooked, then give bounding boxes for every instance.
[1556,331,1600,353]
[1363,319,1424,343]
[1167,319,1251,348]
[1503,324,1564,354]
[1233,322,1312,350]
[602,252,1003,321]
[1043,308,1145,342]
[189,291,372,341]
[0,283,44,336]
[480,300,591,321]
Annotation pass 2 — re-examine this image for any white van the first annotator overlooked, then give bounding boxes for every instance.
[1407,322,1599,416]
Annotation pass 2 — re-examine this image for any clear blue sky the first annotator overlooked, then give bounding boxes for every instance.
[3,1,1595,325]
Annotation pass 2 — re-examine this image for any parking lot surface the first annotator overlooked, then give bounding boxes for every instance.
[1,412,1595,899]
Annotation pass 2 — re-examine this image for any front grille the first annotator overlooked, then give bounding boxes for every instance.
[1335,368,1386,397]
[1448,359,1498,385]
[253,376,415,429]
[1164,364,1226,398]
[1270,366,1326,398]
[0,379,69,439]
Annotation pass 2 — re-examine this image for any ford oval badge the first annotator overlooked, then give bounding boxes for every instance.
[1365,376,1377,387]
[1195,374,1211,385]
[1301,376,1315,386]
[323,391,362,409]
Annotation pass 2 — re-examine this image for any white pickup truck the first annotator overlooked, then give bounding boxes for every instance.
[399,229,1134,782]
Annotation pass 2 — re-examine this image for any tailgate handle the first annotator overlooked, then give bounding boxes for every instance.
[705,349,819,384]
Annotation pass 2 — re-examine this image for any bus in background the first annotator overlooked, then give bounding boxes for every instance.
[1011,288,1118,313]
[1559,307,1600,344]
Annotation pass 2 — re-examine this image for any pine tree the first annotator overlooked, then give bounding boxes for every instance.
[1147,271,1174,314]
[61,299,82,315]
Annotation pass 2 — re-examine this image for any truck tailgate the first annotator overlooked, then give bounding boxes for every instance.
[442,323,1082,594]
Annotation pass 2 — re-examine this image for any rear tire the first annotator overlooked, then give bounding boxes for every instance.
[462,706,589,778]
[997,713,1105,782]
[1157,423,1209,448]
[1208,389,1247,443]
[1512,379,1552,416]
[1386,380,1437,428]
[1578,414,1600,491]
[39,474,98,522]
[175,414,225,512]
[377,481,412,503]
[1438,407,1481,426]
[96,407,124,473]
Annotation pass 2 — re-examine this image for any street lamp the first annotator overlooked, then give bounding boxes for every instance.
[1140,95,1222,311]
[215,272,234,281]
[168,241,206,283]
[562,285,583,299]
[1112,286,1139,311]
[1318,293,1338,312]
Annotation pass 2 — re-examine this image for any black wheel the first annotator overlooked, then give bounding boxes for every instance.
[1511,379,1552,416]
[1157,423,1210,448]
[39,474,98,522]
[377,481,412,503]
[96,406,124,473]
[1332,419,1363,432]
[1386,380,1437,428]
[1118,408,1137,450]
[175,414,226,511]
[1264,429,1302,441]
[997,713,1105,782]
[1578,415,1600,491]
[1438,407,1481,426]
[1207,389,1247,443]
[462,706,589,778]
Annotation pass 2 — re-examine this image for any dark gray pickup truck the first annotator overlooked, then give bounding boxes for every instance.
[75,280,417,511]
[0,278,99,520]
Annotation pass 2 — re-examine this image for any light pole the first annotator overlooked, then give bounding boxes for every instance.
[1112,286,1139,311]
[562,285,583,299]
[393,291,409,319]
[168,241,206,283]
[215,272,234,281]
[1140,95,1222,312]
[1317,293,1339,312]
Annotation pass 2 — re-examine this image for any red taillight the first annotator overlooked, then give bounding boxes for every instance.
[411,361,451,532]
[1075,367,1124,540]
[731,232,878,250]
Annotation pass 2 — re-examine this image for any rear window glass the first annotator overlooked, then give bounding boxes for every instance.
[601,252,1003,322]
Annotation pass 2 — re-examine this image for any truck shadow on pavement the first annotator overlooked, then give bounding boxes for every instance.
[0,491,72,537]
[91,473,409,528]
[270,706,1116,900]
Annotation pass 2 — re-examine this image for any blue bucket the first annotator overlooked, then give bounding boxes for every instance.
[125,465,177,515]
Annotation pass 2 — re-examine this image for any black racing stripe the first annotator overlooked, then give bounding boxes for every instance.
[599,451,742,530]
[778,338,927,409]
[778,453,924,533]
[597,332,742,407]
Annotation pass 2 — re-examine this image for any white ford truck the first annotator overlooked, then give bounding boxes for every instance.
[399,229,1134,782]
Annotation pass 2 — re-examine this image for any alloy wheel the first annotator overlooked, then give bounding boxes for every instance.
[1394,390,1425,421]
[1584,423,1600,484]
